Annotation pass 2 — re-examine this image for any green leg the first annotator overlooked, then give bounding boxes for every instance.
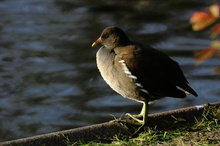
[126,102,148,125]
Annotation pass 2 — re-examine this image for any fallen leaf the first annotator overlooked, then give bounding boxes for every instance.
[195,47,216,64]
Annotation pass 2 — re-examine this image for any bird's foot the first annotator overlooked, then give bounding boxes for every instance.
[125,113,143,118]
[125,113,144,125]
[125,113,148,135]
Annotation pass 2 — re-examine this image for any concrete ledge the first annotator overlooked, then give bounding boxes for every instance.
[1,101,220,146]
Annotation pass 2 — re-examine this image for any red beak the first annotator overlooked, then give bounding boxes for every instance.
[92,37,102,47]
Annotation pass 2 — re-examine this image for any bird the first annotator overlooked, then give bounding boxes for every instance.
[92,26,198,126]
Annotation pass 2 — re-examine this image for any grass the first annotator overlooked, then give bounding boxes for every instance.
[67,106,220,146]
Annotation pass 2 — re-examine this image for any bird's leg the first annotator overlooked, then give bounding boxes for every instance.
[126,102,148,125]
[141,102,148,125]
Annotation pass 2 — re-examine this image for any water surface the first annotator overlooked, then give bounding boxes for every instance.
[0,0,220,141]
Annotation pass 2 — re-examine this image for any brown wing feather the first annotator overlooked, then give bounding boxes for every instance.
[120,44,197,98]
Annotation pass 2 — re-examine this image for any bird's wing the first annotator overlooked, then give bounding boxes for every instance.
[119,44,197,98]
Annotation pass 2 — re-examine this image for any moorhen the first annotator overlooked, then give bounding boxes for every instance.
[92,26,198,125]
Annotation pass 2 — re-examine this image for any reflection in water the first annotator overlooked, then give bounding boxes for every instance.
[0,0,219,141]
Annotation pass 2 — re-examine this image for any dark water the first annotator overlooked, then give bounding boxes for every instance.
[0,0,220,141]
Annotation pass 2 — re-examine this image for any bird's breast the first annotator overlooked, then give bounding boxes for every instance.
[96,47,146,102]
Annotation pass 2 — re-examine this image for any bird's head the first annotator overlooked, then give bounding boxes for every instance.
[92,26,130,50]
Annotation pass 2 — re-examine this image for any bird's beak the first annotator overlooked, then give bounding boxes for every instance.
[92,37,102,47]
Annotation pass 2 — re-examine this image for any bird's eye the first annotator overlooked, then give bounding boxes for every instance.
[102,35,108,39]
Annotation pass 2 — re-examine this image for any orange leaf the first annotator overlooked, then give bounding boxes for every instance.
[195,47,216,64]
[190,12,210,24]
[211,23,220,38]
[190,12,216,31]
[190,4,219,31]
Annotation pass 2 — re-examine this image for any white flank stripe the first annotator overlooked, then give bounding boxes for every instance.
[119,59,149,94]
[140,89,149,94]
[136,83,143,88]
[129,75,137,79]
[118,60,133,77]
[124,70,131,75]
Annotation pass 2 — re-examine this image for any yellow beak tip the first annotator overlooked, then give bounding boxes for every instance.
[91,42,97,47]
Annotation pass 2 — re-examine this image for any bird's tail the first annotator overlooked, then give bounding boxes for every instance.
[177,84,198,97]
